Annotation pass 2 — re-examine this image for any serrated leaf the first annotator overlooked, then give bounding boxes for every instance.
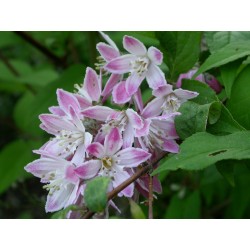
[156,32,202,81]
[194,42,250,77]
[84,177,111,212]
[129,199,146,219]
[152,131,250,175]
[175,101,221,140]
[226,65,250,129]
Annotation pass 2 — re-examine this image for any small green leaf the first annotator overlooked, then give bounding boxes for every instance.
[84,177,111,212]
[156,32,202,81]
[194,42,250,77]
[226,65,250,129]
[51,205,80,219]
[129,199,146,219]
[216,160,235,187]
[152,131,250,175]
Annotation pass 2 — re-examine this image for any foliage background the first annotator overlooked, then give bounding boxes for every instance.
[0,31,250,219]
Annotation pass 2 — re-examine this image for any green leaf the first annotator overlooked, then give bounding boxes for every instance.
[226,65,250,129]
[156,32,202,81]
[204,31,250,54]
[84,177,111,212]
[208,105,245,135]
[216,160,235,187]
[152,131,250,175]
[129,199,146,219]
[175,101,221,140]
[194,42,250,77]
[220,60,242,98]
[181,79,219,104]
[51,205,80,219]
[0,140,40,194]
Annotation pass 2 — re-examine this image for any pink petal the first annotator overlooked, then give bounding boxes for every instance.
[122,123,134,148]
[75,160,101,179]
[57,89,80,115]
[152,84,173,98]
[65,165,79,183]
[104,127,123,156]
[112,169,134,197]
[116,148,151,167]
[133,88,144,113]
[147,46,163,65]
[99,31,119,51]
[162,139,179,153]
[49,106,66,116]
[112,81,131,104]
[69,106,85,131]
[102,74,121,101]
[146,64,167,89]
[141,97,165,119]
[126,108,143,129]
[71,143,87,165]
[81,106,116,121]
[135,119,151,137]
[74,94,92,109]
[45,182,77,212]
[39,114,76,134]
[105,54,136,74]
[123,35,147,56]
[152,176,162,193]
[87,142,105,158]
[83,67,101,102]
[174,88,199,102]
[125,72,144,96]
[97,42,120,62]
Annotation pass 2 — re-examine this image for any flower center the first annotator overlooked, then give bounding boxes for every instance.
[102,157,113,169]
[130,57,150,76]
[162,94,181,113]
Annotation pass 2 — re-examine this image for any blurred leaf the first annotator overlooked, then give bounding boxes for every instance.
[216,161,235,187]
[175,101,221,140]
[153,131,250,174]
[84,177,110,212]
[129,199,146,219]
[226,65,250,129]
[194,42,250,77]
[156,31,202,81]
[205,32,250,54]
[0,139,40,194]
[0,32,22,48]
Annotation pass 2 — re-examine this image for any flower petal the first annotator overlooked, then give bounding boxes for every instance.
[83,67,101,102]
[125,72,144,96]
[126,108,143,129]
[45,182,77,212]
[87,142,105,158]
[112,81,131,104]
[105,54,135,74]
[104,127,123,156]
[81,106,116,121]
[116,148,151,167]
[57,89,80,115]
[96,42,120,62]
[147,46,163,65]
[112,169,134,197]
[49,106,66,116]
[162,139,179,153]
[39,114,76,134]
[152,84,173,98]
[135,118,151,137]
[141,97,165,119]
[74,94,92,109]
[146,64,167,89]
[99,31,119,51]
[133,88,144,113]
[174,88,199,102]
[122,123,134,148]
[102,74,121,101]
[123,35,147,56]
[75,160,101,179]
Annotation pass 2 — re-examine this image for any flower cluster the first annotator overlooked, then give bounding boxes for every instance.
[24,33,198,216]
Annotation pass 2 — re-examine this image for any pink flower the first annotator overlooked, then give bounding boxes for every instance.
[96,32,122,102]
[86,127,151,197]
[24,150,100,212]
[105,35,166,97]
[152,84,199,115]
[176,69,205,88]
[204,73,222,94]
